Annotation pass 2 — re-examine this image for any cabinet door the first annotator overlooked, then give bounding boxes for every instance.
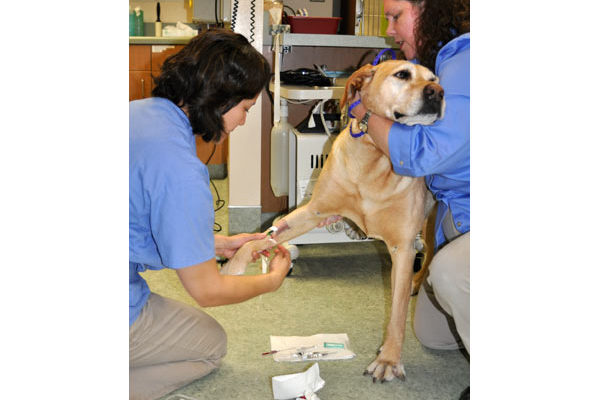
[129,45,151,71]
[151,45,186,73]
[129,71,153,101]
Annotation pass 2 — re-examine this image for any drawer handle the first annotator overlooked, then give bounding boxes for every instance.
[141,78,145,98]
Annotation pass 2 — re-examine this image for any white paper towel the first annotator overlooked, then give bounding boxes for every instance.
[272,363,324,400]
[162,21,198,37]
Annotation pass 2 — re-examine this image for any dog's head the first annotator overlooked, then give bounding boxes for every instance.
[342,60,445,126]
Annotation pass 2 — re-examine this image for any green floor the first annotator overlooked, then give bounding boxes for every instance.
[141,179,469,400]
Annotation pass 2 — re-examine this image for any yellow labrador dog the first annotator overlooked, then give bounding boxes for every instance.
[223,60,445,382]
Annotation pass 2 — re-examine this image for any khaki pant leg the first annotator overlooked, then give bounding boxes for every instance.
[129,293,227,400]
[413,232,470,353]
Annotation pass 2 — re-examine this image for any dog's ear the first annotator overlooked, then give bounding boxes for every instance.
[341,64,377,108]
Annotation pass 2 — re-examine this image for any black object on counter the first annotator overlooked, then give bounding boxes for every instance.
[280,68,333,87]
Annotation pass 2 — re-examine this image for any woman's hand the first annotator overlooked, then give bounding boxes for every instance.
[215,233,267,259]
[267,244,291,290]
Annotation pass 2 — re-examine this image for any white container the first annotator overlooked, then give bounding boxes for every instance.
[270,99,292,197]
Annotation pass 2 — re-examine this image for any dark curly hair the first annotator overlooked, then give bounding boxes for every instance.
[405,0,470,71]
[152,29,271,143]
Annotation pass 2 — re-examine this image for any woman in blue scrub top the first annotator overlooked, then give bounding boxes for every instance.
[129,29,291,400]
[351,1,470,398]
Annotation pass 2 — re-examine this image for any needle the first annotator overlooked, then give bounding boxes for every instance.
[262,345,315,356]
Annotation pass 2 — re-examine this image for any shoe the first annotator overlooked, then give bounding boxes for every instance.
[459,386,469,400]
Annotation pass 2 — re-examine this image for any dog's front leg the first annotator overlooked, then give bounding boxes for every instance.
[219,203,331,275]
[364,241,415,382]
[222,154,347,275]
[267,203,333,243]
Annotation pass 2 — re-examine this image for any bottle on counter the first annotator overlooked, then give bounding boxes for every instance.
[129,7,135,36]
[134,7,145,36]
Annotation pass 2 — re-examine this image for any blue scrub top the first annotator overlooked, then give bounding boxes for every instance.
[388,33,470,249]
[129,97,215,326]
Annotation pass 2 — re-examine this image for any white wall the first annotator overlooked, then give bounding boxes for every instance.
[282,0,335,17]
[129,0,336,23]
[228,0,264,208]
[193,0,232,23]
[129,0,188,23]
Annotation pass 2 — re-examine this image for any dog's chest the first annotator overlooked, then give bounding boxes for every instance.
[347,147,414,205]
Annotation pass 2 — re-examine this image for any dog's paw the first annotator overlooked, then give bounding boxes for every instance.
[363,356,406,383]
[344,219,368,240]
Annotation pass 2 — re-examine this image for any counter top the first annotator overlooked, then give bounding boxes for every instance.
[264,33,397,48]
[269,81,344,100]
[129,36,194,45]
[130,33,397,49]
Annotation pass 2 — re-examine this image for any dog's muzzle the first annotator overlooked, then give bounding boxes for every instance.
[419,83,445,116]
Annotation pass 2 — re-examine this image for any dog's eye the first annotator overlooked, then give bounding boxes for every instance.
[429,77,437,82]
[394,70,411,80]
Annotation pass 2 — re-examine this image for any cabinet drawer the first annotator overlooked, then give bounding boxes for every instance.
[151,45,185,73]
[129,71,154,101]
[129,45,151,71]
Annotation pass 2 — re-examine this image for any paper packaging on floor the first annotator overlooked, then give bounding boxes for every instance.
[272,363,324,400]
[270,333,355,362]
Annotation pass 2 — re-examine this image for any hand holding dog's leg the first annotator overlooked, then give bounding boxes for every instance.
[219,236,278,275]
[221,202,336,275]
[266,245,292,288]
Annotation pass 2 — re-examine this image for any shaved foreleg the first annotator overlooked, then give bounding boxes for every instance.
[221,157,348,275]
[220,202,333,275]
[267,203,332,243]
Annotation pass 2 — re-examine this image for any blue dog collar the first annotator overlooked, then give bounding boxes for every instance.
[349,125,366,138]
[346,99,366,138]
[348,99,362,118]
[372,48,397,65]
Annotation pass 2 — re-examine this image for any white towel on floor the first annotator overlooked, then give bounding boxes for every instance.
[272,363,324,400]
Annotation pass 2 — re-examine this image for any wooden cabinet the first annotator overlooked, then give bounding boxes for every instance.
[151,45,184,73]
[129,70,153,101]
[129,45,151,70]
[129,44,227,167]
[129,44,186,101]
[129,45,153,101]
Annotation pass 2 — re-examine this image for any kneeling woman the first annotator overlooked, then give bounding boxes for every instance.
[129,29,291,400]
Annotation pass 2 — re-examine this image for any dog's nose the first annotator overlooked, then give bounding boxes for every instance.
[423,83,444,102]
